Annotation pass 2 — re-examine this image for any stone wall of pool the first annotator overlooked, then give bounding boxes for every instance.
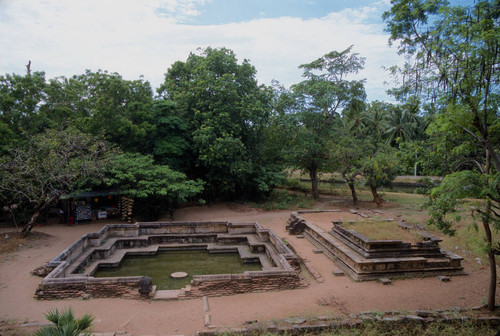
[35,221,304,300]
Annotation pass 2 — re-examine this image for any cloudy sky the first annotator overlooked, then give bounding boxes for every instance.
[0,0,404,101]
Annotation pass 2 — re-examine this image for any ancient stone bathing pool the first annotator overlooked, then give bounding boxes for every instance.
[36,221,303,300]
[93,250,262,290]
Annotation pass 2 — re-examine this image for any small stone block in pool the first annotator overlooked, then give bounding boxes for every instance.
[171,272,188,279]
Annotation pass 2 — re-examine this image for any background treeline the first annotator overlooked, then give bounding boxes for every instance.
[0,0,499,228]
[0,44,494,223]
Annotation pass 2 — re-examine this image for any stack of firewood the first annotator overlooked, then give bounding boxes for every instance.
[119,197,134,222]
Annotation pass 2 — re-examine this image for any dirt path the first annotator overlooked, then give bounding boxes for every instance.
[0,201,496,335]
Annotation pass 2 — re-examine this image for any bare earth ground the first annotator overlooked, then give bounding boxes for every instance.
[0,198,498,335]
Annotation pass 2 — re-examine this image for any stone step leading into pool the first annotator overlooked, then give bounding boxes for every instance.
[151,289,183,300]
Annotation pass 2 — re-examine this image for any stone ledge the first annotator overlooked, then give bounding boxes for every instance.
[196,308,500,335]
[288,213,466,281]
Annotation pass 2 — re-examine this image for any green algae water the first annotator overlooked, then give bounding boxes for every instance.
[93,250,262,290]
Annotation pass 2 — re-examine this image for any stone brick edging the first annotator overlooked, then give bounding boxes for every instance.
[198,307,500,335]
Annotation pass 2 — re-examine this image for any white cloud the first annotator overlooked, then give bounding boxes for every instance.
[0,0,401,101]
[154,0,211,22]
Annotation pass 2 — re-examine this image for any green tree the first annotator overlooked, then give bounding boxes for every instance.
[285,46,366,199]
[158,47,281,199]
[105,152,204,203]
[150,100,190,171]
[361,146,400,206]
[35,308,94,336]
[0,128,113,236]
[76,70,156,153]
[383,106,418,145]
[384,0,500,310]
[331,131,368,205]
[104,152,204,221]
[424,171,489,235]
[361,101,391,139]
[38,75,94,129]
[396,140,428,176]
[0,64,48,147]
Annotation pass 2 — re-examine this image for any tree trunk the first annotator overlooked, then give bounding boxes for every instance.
[21,195,59,237]
[482,150,496,311]
[309,165,319,199]
[485,139,500,173]
[370,186,384,207]
[347,180,357,206]
[483,203,496,311]
[21,208,43,237]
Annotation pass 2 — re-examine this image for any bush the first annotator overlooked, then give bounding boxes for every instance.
[35,308,94,336]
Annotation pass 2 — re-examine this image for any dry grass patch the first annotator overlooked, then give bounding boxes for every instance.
[0,231,53,254]
[342,220,422,243]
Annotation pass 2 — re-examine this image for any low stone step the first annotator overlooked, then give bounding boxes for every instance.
[152,289,182,300]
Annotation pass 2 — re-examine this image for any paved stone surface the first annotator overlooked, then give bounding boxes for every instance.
[203,296,210,312]
[204,314,211,327]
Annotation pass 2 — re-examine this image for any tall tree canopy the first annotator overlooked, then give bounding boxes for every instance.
[283,46,367,198]
[0,69,48,149]
[384,0,500,310]
[384,0,500,170]
[158,47,282,200]
[75,70,156,154]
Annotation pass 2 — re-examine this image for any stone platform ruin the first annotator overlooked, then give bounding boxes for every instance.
[36,221,303,300]
[287,212,465,281]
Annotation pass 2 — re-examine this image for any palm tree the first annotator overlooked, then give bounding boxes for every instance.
[361,101,391,138]
[383,106,417,145]
[35,308,94,336]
